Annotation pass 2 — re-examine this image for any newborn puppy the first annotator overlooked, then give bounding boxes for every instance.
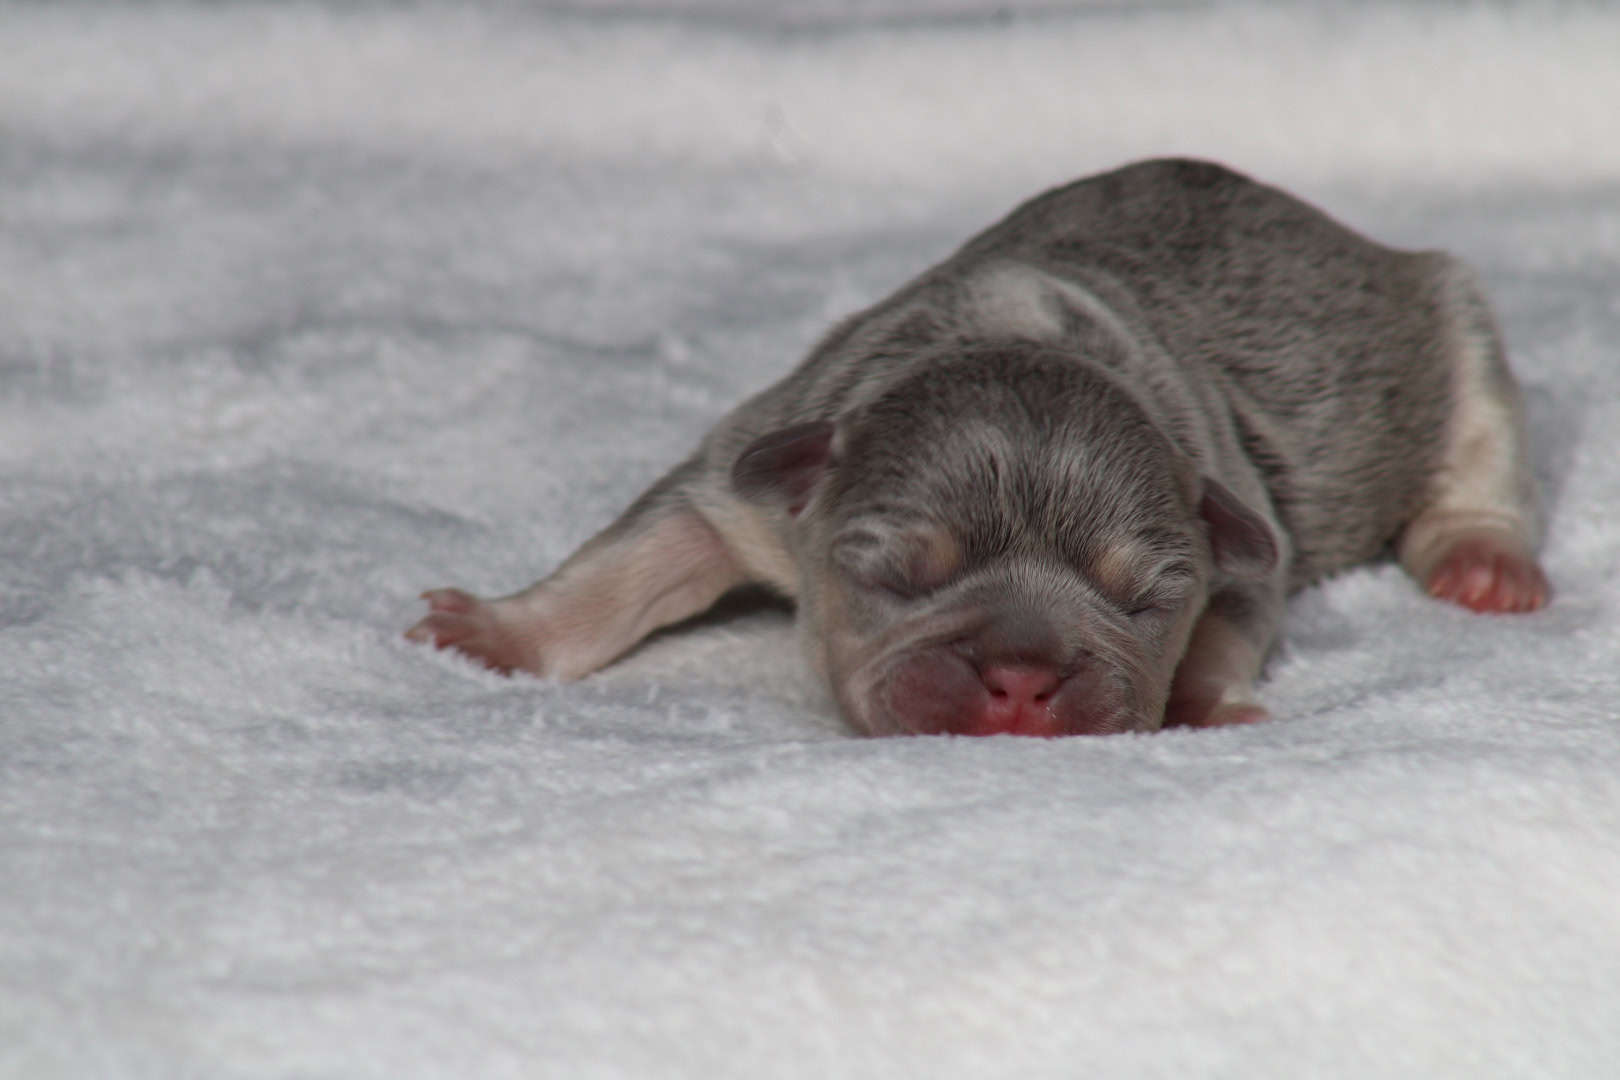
[407,158,1549,736]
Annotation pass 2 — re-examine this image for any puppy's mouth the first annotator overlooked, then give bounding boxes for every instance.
[840,640,1145,738]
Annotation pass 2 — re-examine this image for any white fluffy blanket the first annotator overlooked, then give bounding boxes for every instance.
[4,2,1619,1076]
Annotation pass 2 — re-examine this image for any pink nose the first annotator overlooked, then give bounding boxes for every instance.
[983,663,1060,704]
[974,663,1063,736]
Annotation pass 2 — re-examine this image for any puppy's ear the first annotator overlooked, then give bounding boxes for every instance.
[1198,478,1279,580]
[732,421,836,516]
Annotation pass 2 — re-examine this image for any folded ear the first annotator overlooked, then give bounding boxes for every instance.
[731,421,836,516]
[1198,478,1279,580]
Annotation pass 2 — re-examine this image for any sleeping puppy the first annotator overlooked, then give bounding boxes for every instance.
[407,158,1549,736]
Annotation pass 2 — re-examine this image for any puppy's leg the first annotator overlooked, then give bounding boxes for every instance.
[1164,588,1280,729]
[407,466,770,680]
[1398,263,1549,614]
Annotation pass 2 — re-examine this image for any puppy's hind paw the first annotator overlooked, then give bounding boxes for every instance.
[1423,531,1550,615]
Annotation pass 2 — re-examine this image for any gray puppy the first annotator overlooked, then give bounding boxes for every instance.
[407,158,1549,736]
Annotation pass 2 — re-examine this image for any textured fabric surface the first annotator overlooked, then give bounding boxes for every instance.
[4,3,1619,1077]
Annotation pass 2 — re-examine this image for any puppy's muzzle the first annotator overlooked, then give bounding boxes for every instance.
[874,649,1129,736]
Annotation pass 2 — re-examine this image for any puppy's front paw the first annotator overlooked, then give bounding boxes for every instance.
[405,588,539,675]
[1163,697,1270,730]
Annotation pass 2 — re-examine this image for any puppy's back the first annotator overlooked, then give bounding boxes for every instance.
[963,158,1461,584]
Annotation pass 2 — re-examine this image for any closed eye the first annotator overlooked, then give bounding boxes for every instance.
[872,577,921,602]
[833,536,920,600]
[846,559,922,601]
[833,521,962,600]
[1120,580,1191,620]
[1118,560,1195,619]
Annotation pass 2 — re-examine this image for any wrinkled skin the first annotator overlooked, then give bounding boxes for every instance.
[773,353,1227,736]
[406,158,1548,736]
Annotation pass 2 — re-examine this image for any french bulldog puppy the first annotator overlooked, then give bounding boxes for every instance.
[407,158,1549,736]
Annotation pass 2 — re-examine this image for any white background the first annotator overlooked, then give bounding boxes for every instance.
[3,2,1619,1076]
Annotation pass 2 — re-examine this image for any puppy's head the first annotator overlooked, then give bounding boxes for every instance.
[734,347,1276,736]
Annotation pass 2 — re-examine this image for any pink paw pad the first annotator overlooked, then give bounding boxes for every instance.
[1424,536,1549,614]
